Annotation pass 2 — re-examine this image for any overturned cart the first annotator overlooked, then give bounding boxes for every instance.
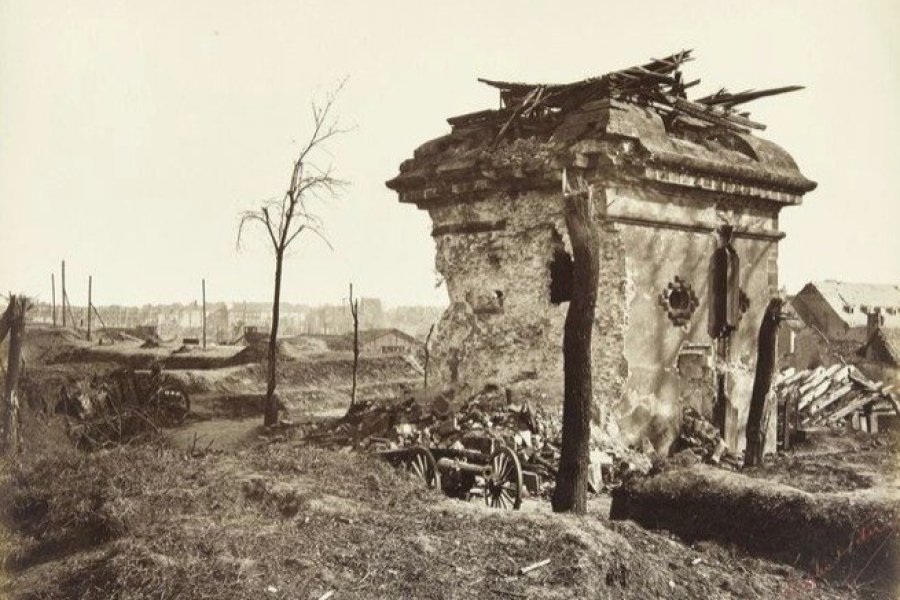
[377,442,527,510]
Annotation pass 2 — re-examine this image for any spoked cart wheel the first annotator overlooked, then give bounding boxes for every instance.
[151,385,191,426]
[485,446,523,510]
[402,446,441,490]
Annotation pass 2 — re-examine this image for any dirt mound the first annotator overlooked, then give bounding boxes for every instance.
[139,338,161,349]
[163,365,262,395]
[48,344,247,370]
[275,354,419,388]
[18,326,86,365]
[3,441,859,599]
[610,464,900,596]
[278,335,333,357]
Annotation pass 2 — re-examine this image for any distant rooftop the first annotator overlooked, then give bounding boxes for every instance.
[805,280,900,328]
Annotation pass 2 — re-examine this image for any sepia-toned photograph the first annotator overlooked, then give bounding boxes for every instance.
[1,1,898,598]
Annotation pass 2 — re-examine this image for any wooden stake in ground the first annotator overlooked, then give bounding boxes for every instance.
[552,171,600,514]
[744,297,787,468]
[86,275,92,340]
[202,278,207,349]
[51,274,56,327]
[61,260,66,328]
[236,81,349,427]
[1,295,29,454]
[423,323,435,389]
[348,283,360,409]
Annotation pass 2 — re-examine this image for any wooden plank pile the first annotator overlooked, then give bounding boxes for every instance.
[774,364,899,441]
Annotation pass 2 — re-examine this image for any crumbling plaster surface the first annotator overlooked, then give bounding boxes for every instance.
[611,184,780,452]
[426,181,781,454]
[428,191,569,396]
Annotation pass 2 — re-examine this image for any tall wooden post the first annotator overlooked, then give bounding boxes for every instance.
[348,283,360,409]
[87,275,92,340]
[61,260,66,328]
[51,274,57,327]
[202,278,207,349]
[745,298,785,467]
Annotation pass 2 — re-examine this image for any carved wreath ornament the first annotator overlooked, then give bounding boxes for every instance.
[659,277,700,327]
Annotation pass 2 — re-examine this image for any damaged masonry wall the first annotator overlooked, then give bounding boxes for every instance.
[387,52,816,454]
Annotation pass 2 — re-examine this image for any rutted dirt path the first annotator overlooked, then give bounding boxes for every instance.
[167,399,349,452]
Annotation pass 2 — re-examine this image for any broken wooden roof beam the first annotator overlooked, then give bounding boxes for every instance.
[696,85,805,108]
[471,50,802,136]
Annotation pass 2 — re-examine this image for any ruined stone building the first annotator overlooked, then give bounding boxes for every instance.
[387,51,817,452]
[783,280,900,387]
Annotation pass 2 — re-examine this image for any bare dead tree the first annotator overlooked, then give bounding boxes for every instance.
[423,323,435,389]
[745,297,788,467]
[1,295,30,453]
[348,282,360,410]
[237,82,349,427]
[552,171,600,514]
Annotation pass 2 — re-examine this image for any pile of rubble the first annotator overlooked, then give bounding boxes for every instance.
[307,384,651,494]
[775,364,899,435]
[671,408,742,469]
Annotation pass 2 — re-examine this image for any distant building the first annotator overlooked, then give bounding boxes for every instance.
[782,281,900,386]
[791,281,900,342]
[858,315,900,388]
[359,328,421,355]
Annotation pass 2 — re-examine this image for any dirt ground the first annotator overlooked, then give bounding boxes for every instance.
[0,327,891,598]
[744,429,900,494]
[611,428,900,599]
[2,428,860,600]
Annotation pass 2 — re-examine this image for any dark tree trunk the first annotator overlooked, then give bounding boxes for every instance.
[0,304,10,343]
[423,323,435,389]
[349,284,359,410]
[2,296,26,453]
[351,325,359,406]
[264,250,284,427]
[552,193,600,514]
[744,298,783,467]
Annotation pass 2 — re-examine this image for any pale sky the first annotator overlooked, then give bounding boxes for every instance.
[1,1,898,307]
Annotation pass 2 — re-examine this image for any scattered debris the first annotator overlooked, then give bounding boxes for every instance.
[308,384,650,495]
[671,408,741,469]
[518,558,551,576]
[56,367,191,448]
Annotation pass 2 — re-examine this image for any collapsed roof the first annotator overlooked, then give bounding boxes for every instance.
[387,50,817,208]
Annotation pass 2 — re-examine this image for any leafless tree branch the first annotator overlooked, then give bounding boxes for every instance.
[233,79,350,427]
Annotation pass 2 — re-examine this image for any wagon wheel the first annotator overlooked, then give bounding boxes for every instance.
[485,446,523,510]
[151,385,191,426]
[402,446,441,490]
